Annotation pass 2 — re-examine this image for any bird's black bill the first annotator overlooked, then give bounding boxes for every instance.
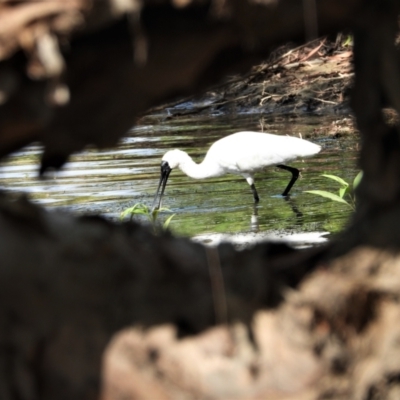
[151,161,172,211]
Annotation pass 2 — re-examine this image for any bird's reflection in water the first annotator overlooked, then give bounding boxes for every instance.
[250,195,304,233]
[250,207,260,232]
[284,195,304,221]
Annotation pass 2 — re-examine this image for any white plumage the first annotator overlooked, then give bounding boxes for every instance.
[152,131,321,210]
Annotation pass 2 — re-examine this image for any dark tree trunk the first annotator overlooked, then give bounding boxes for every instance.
[1,0,400,399]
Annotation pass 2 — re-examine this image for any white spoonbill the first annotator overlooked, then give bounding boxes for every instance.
[152,131,321,210]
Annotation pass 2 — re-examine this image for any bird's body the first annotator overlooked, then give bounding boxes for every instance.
[152,131,321,210]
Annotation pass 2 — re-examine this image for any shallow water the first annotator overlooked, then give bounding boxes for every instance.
[0,114,358,241]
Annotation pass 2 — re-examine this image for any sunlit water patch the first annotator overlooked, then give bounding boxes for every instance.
[0,114,358,241]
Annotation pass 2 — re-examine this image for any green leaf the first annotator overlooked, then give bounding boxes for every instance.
[353,171,363,189]
[150,208,159,222]
[121,203,175,231]
[159,207,173,213]
[321,174,349,187]
[120,203,149,220]
[342,35,353,47]
[163,214,175,230]
[120,206,138,220]
[339,186,349,199]
[305,190,352,206]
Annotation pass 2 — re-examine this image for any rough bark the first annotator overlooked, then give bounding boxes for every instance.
[0,193,325,398]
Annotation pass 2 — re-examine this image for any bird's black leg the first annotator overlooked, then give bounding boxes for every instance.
[276,164,300,196]
[250,184,260,203]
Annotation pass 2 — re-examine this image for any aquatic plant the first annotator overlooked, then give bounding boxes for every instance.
[305,171,363,210]
[120,203,175,232]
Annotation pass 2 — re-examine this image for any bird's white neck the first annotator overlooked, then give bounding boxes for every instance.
[180,156,222,179]
[172,151,223,179]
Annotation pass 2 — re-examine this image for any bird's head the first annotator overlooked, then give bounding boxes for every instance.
[161,149,189,170]
[152,149,188,211]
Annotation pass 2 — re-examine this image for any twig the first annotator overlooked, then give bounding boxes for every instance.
[310,97,338,105]
[299,38,326,62]
[260,93,281,105]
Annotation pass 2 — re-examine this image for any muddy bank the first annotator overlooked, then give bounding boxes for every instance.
[148,38,354,118]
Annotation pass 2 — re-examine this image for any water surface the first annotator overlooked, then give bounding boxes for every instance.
[0,114,358,241]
